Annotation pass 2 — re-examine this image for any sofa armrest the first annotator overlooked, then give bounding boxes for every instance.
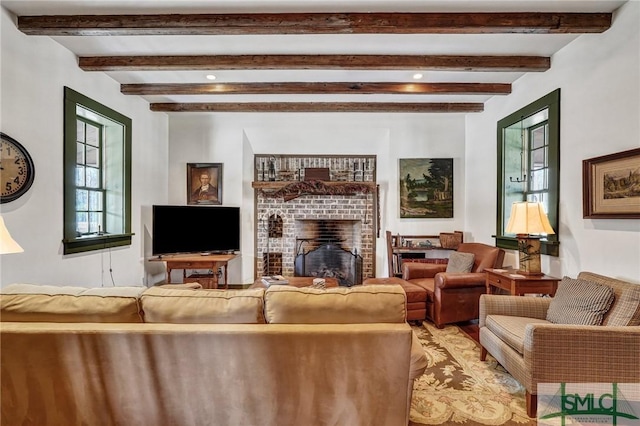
[410,330,428,381]
[479,295,551,327]
[434,272,486,289]
[402,263,447,280]
[525,324,640,389]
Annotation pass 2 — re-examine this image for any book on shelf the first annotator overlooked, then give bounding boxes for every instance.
[261,275,289,286]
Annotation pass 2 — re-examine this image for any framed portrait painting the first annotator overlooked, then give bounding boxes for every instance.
[583,148,640,218]
[187,163,223,205]
[399,158,453,218]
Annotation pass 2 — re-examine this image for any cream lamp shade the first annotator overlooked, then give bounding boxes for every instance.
[505,202,554,275]
[0,216,24,254]
[506,202,555,235]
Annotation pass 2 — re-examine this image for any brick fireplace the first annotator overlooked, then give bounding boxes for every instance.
[254,155,377,285]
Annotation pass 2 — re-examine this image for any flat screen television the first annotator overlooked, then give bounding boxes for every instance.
[152,205,240,256]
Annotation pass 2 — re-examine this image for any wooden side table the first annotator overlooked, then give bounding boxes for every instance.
[485,268,559,296]
[149,254,237,289]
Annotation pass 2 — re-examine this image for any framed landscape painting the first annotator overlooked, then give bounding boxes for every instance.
[583,148,640,218]
[399,158,453,218]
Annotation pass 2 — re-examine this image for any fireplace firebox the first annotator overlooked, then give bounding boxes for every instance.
[294,241,363,286]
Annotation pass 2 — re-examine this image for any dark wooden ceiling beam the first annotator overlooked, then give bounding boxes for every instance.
[18,12,611,36]
[149,102,484,113]
[122,82,511,96]
[80,54,550,72]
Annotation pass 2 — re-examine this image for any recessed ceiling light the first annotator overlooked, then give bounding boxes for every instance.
[413,73,423,80]
[206,74,216,80]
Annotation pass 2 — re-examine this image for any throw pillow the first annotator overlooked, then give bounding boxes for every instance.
[445,252,475,273]
[546,276,615,325]
[605,286,640,326]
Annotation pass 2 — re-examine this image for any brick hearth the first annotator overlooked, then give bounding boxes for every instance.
[254,155,377,283]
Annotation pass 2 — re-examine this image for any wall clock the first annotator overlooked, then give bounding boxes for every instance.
[0,132,35,203]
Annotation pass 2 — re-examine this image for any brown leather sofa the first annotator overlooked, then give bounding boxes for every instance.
[1,284,427,426]
[402,242,505,328]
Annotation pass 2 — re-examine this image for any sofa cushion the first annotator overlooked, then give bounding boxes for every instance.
[0,322,416,426]
[605,286,640,326]
[445,252,475,273]
[578,271,639,326]
[485,314,550,355]
[264,285,406,324]
[546,277,615,325]
[0,283,145,323]
[410,330,429,380]
[141,287,265,324]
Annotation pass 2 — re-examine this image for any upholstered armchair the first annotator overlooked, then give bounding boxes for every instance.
[479,272,640,418]
[402,242,505,328]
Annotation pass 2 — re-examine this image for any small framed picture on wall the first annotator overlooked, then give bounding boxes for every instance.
[187,163,223,205]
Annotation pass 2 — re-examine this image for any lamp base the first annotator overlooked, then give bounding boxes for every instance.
[515,234,544,276]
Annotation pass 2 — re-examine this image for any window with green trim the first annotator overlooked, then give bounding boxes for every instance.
[63,87,133,254]
[496,89,560,256]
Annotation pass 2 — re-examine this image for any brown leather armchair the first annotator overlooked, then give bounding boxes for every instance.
[402,243,505,328]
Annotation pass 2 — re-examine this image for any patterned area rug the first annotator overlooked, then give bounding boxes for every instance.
[410,322,535,426]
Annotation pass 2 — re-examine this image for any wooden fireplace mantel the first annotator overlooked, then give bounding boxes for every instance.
[252,180,376,200]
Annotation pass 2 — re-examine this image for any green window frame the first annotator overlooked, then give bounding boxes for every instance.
[496,89,560,256]
[63,87,133,254]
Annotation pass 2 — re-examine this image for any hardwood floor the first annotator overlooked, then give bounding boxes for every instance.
[456,320,480,343]
[417,319,480,343]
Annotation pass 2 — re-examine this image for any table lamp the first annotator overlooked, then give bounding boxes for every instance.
[0,216,23,254]
[505,201,554,275]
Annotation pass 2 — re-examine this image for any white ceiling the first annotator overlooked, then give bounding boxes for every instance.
[0,0,628,108]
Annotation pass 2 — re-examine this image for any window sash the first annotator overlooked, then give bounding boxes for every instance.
[74,117,106,236]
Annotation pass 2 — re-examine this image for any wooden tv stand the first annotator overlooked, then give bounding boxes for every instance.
[150,253,237,289]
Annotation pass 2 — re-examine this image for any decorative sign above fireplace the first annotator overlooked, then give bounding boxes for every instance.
[255,154,375,183]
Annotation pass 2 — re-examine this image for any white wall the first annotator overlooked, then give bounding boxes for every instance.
[168,113,467,282]
[0,8,169,287]
[465,0,640,283]
[4,2,637,287]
